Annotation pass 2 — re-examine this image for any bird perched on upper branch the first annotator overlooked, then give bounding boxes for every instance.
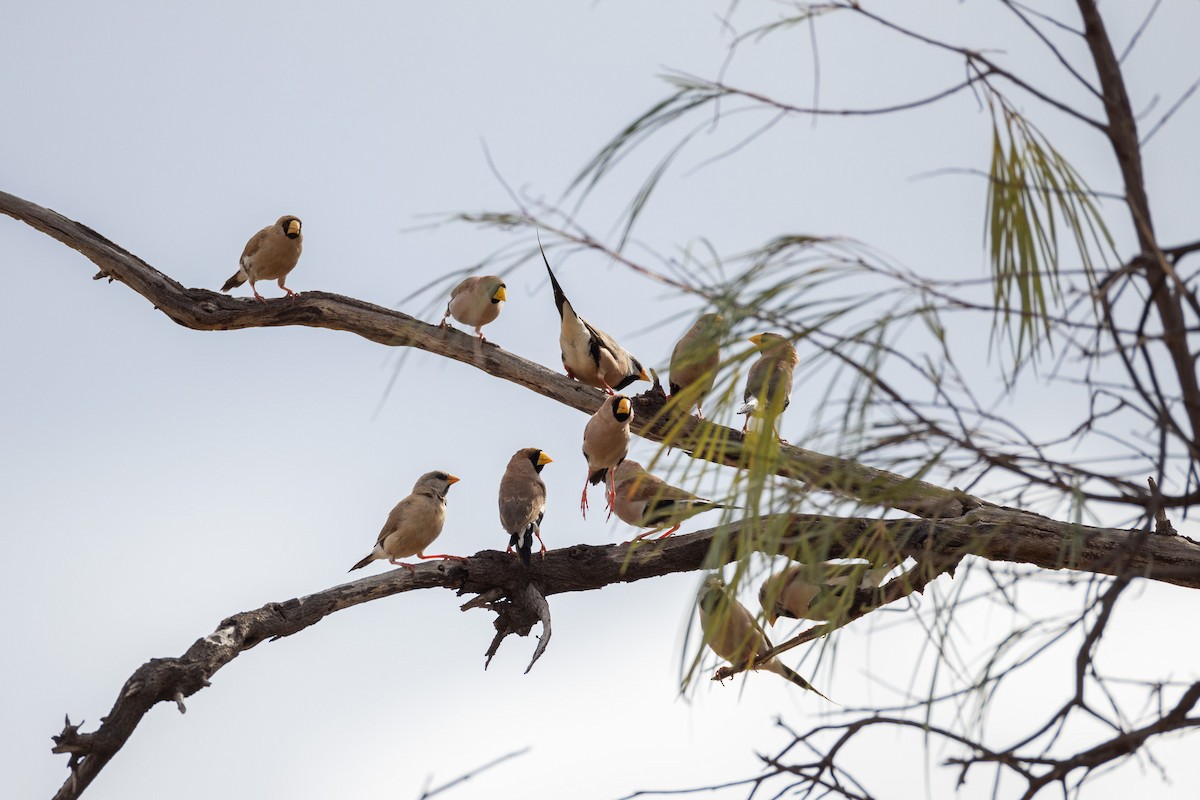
[607,460,722,541]
[440,275,506,341]
[349,471,465,571]
[759,560,895,625]
[221,215,303,303]
[541,245,648,394]
[581,394,632,517]
[697,575,831,699]
[669,313,725,418]
[499,447,553,566]
[737,332,799,436]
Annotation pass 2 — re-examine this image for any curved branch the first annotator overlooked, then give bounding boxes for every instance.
[0,189,964,519]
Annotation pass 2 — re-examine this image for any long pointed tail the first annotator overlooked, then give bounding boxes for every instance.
[348,553,374,572]
[539,242,570,318]
[769,660,834,702]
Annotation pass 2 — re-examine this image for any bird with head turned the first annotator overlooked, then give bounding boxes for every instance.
[541,245,649,394]
[499,447,554,566]
[759,560,896,625]
[736,332,799,436]
[581,394,632,517]
[607,460,723,541]
[348,471,466,571]
[697,575,831,699]
[440,275,506,341]
[222,215,304,303]
[669,313,725,418]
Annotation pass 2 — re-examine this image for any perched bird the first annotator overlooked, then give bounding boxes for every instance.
[759,560,895,625]
[499,448,553,566]
[348,471,465,571]
[669,313,725,418]
[221,215,304,303]
[697,575,831,699]
[581,394,632,517]
[736,332,799,435]
[542,246,649,394]
[607,460,722,541]
[440,275,507,341]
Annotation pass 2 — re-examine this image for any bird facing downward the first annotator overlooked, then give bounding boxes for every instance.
[441,275,507,341]
[736,332,799,436]
[697,575,831,699]
[221,215,304,303]
[669,313,725,418]
[581,394,632,517]
[348,471,466,571]
[607,460,722,541]
[759,560,895,625]
[499,448,553,566]
[541,245,649,394]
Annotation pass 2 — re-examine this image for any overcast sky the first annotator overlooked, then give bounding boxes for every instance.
[3,2,1198,799]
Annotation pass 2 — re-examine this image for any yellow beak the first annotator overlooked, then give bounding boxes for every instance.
[493,285,507,302]
[617,397,631,416]
[748,333,764,345]
[537,452,554,466]
[286,219,301,236]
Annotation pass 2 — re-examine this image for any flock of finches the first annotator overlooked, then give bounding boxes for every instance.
[221,215,894,696]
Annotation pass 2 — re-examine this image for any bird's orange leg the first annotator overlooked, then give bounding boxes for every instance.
[580,480,590,518]
[388,559,417,570]
[416,552,470,562]
[278,278,299,302]
[533,530,547,560]
[250,282,268,304]
[474,327,488,342]
[655,524,682,539]
[605,469,617,510]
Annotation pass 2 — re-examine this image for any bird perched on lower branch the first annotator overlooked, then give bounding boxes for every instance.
[581,394,632,517]
[697,575,831,699]
[499,448,553,566]
[440,275,506,341]
[349,471,466,571]
[759,560,896,625]
[606,460,722,541]
[221,215,303,302]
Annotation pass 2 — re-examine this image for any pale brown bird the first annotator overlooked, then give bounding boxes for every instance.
[348,471,465,571]
[736,332,799,435]
[607,460,722,541]
[221,215,304,303]
[581,394,632,517]
[542,246,649,394]
[759,561,895,625]
[697,575,831,699]
[440,276,507,341]
[499,448,553,566]
[669,313,725,418]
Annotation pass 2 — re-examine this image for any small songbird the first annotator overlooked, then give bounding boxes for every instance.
[736,332,799,435]
[499,448,553,566]
[222,215,304,303]
[759,561,895,625]
[607,460,722,541]
[440,276,507,341]
[697,575,831,699]
[669,313,725,418]
[542,246,649,394]
[348,471,465,571]
[581,394,632,517]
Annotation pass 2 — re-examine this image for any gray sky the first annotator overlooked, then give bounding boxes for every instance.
[3,2,1198,799]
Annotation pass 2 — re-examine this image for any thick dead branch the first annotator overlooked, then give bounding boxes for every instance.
[42,506,1200,799]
